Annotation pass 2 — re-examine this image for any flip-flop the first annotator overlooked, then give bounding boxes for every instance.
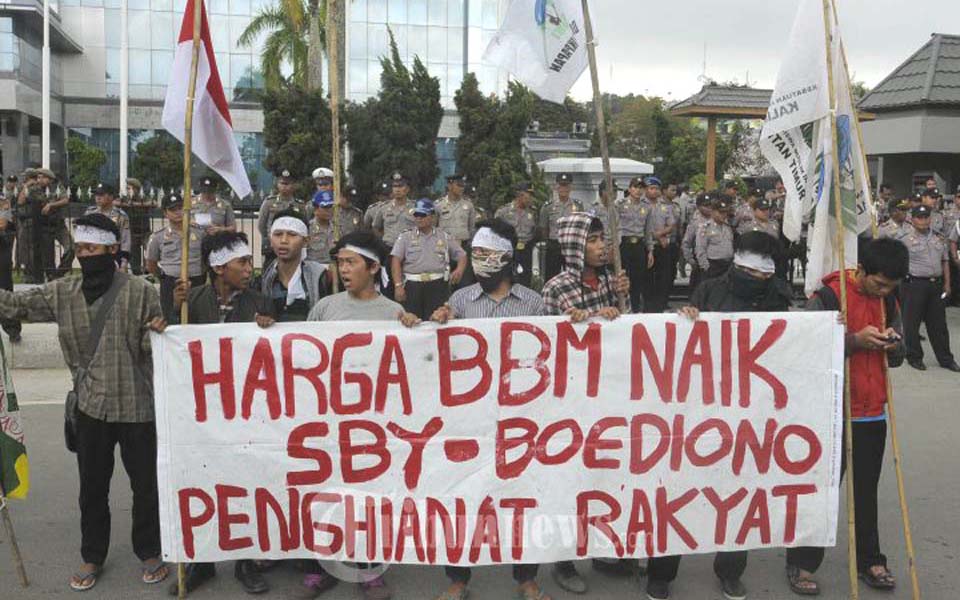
[142,560,169,585]
[859,566,896,590]
[70,565,101,592]
[435,588,469,600]
[786,565,820,596]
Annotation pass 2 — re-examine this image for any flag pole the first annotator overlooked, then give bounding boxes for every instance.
[327,0,342,293]
[0,483,29,587]
[120,0,129,188]
[821,1,858,598]
[41,0,50,170]
[580,0,625,312]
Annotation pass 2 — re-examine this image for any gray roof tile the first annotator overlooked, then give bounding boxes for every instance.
[859,34,960,111]
[671,85,772,112]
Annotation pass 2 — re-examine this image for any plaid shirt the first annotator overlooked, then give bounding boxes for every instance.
[0,274,161,423]
[541,213,631,315]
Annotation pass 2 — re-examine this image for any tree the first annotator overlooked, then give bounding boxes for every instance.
[130,132,184,190]
[261,84,335,194]
[238,0,325,91]
[65,136,107,189]
[531,96,590,133]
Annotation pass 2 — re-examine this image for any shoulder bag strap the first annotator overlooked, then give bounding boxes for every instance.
[79,273,130,372]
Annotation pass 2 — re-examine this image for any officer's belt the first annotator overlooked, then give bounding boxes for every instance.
[405,272,447,283]
[516,242,528,250]
[905,275,943,283]
[623,236,642,244]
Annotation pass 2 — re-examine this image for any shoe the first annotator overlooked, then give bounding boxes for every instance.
[646,579,671,600]
[291,571,339,599]
[234,559,269,594]
[360,575,392,600]
[167,563,216,596]
[908,359,927,371]
[551,563,588,594]
[942,361,960,372]
[720,577,748,600]
[591,557,637,577]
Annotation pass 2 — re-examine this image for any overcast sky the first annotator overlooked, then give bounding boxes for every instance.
[566,0,957,101]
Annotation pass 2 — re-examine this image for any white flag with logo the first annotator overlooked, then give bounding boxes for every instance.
[483,0,589,103]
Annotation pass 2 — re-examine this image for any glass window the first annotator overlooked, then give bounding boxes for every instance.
[173,0,186,13]
[0,18,12,33]
[61,0,81,6]
[0,54,14,71]
[151,0,171,11]
[427,0,445,26]
[81,0,103,7]
[388,0,407,24]
[367,60,382,93]
[104,9,120,48]
[151,50,173,85]
[103,0,120,7]
[468,0,481,25]
[151,12,174,50]
[129,49,150,85]
[349,60,366,94]
[208,0,229,15]
[209,16,230,51]
[230,53,252,87]
[448,0,463,25]
[129,10,151,50]
[129,0,149,9]
[392,24,408,61]
[428,62,445,96]
[0,32,13,54]
[367,0,386,23]
[481,0,497,28]
[447,64,463,97]
[216,52,229,84]
[229,16,249,51]
[105,47,120,83]
[408,0,426,25]
[447,26,463,63]
[367,23,389,59]
[230,0,250,16]
[349,23,367,59]
[349,0,367,22]
[427,26,445,63]
[406,25,426,62]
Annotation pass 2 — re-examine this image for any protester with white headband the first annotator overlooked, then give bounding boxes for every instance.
[0,212,167,592]
[258,209,329,322]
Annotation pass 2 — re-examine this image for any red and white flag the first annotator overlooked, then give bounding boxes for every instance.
[162,0,252,198]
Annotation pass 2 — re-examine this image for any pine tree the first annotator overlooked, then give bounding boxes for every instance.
[261,84,335,195]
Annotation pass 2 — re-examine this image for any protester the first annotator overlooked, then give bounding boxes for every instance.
[784,237,908,596]
[167,231,274,596]
[539,212,629,594]
[145,193,205,322]
[0,214,166,592]
[430,219,550,600]
[258,209,329,321]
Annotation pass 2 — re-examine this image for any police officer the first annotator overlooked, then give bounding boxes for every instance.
[145,194,205,322]
[737,197,779,239]
[193,177,237,235]
[945,186,960,304]
[878,199,913,239]
[390,199,466,320]
[22,168,71,281]
[901,205,960,372]
[312,167,334,194]
[495,182,538,287]
[539,172,582,281]
[307,190,336,264]
[363,180,391,231]
[618,177,652,312]
[682,192,715,294]
[85,183,132,269]
[917,188,945,234]
[14,169,38,282]
[732,188,760,229]
[119,178,154,274]
[645,176,678,313]
[258,170,309,268]
[0,186,21,341]
[437,173,476,244]
[373,172,417,248]
[336,186,364,237]
[696,196,736,280]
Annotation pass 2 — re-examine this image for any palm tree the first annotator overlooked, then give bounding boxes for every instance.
[237,0,325,91]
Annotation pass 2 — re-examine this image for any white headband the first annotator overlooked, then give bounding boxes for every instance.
[74,224,118,246]
[209,242,252,267]
[341,244,389,288]
[271,216,308,237]
[733,251,776,274]
[472,227,513,254]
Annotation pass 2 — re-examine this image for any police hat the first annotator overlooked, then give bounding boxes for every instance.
[644,176,662,188]
[922,188,942,198]
[35,168,56,180]
[555,173,573,185]
[748,188,763,198]
[5,175,17,183]
[721,180,738,190]
[514,182,533,194]
[312,190,334,208]
[391,171,409,185]
[279,169,294,181]
[889,198,910,212]
[94,182,116,196]
[912,205,932,218]
[714,196,733,211]
[696,192,713,206]
[198,177,217,192]
[629,177,645,188]
[755,198,772,210]
[413,198,436,216]
[312,167,334,180]
[125,177,142,190]
[345,186,359,198]
[446,173,465,183]
[162,193,184,210]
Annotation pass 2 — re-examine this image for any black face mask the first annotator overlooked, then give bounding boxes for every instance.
[476,268,509,294]
[730,266,772,301]
[79,253,117,304]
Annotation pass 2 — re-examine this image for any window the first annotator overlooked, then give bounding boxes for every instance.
[209,17,229,51]
[481,0,497,28]
[229,16,249,51]
[129,10,151,50]
[151,0,172,11]
[349,23,367,58]
[427,0,445,26]
[368,23,389,59]
[427,26,445,63]
[408,0,426,26]
[388,0,407,24]
[230,54,252,88]
[367,59,382,93]
[349,60,366,94]
[447,26,463,63]
[230,0,250,17]
[208,0,229,15]
[151,12,174,50]
[350,0,367,22]
[448,0,463,26]
[104,9,120,48]
[129,49,150,85]
[407,25,426,62]
[367,0,386,23]
[151,50,173,86]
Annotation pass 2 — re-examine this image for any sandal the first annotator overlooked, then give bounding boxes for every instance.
[859,565,896,590]
[435,586,469,600]
[70,564,101,592]
[516,582,552,600]
[142,559,169,585]
[786,565,820,596]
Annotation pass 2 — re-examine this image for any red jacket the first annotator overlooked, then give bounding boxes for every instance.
[815,271,892,418]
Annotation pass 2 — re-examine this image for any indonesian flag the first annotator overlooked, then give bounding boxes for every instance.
[162,0,252,198]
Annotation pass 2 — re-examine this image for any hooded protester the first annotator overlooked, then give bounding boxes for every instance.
[0,213,167,592]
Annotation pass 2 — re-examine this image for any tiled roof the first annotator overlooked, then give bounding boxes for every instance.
[859,34,960,111]
[671,85,773,112]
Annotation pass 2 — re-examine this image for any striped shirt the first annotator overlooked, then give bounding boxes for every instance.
[448,283,545,319]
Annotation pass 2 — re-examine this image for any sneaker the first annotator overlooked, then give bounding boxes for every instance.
[360,576,392,600]
[551,563,588,594]
[720,577,748,600]
[646,579,670,600]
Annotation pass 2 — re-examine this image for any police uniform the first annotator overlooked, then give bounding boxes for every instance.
[946,196,960,304]
[618,187,652,314]
[334,188,364,237]
[120,178,153,274]
[193,180,237,233]
[392,200,466,320]
[901,205,958,370]
[437,177,476,289]
[539,173,582,282]
[257,170,310,267]
[146,195,205,322]
[22,170,71,282]
[363,181,391,230]
[307,219,335,264]
[696,199,735,280]
[878,219,913,240]
[682,207,710,293]
[496,184,538,287]
[0,194,20,338]
[375,199,417,246]
[645,198,679,314]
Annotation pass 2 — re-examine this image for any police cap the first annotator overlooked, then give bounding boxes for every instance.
[198,177,217,192]
[413,198,436,216]
[714,196,733,211]
[312,190,334,208]
[912,205,932,219]
[889,198,910,212]
[94,182,116,196]
[514,182,533,194]
[555,173,573,185]
[644,176,662,188]
[5,175,17,183]
[921,187,942,199]
[391,172,409,186]
[125,177,142,190]
[696,192,713,207]
[162,193,184,210]
[446,173,466,183]
[35,168,56,180]
[754,198,772,210]
[279,169,294,181]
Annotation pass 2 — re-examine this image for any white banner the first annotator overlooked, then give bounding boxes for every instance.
[483,0,589,103]
[153,313,844,565]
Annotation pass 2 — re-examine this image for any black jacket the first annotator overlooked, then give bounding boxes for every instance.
[172,283,272,325]
[690,268,793,312]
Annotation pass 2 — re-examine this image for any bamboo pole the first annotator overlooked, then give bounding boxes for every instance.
[0,486,29,587]
[821,1,858,597]
[176,0,203,595]
[327,0,342,293]
[580,0,625,312]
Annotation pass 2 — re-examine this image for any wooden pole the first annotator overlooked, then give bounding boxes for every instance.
[705,116,718,190]
[821,1,858,598]
[580,0,625,312]
[327,0,342,293]
[0,487,29,587]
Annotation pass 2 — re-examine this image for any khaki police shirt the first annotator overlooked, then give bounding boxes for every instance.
[437,196,476,243]
[618,199,651,241]
[145,224,204,277]
[586,197,612,234]
[84,205,132,253]
[495,203,538,247]
[391,228,465,276]
[333,205,363,237]
[903,229,948,277]
[538,198,582,240]
[363,200,386,230]
[879,220,913,240]
[646,201,678,251]
[682,213,708,264]
[307,219,335,264]
[737,218,780,239]
[373,199,417,245]
[193,196,236,230]
[943,205,960,237]
[732,201,753,228]
[695,220,735,270]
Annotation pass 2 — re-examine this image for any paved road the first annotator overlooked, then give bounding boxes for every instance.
[1,311,959,600]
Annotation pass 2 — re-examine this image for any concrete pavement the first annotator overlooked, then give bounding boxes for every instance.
[1,312,959,600]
